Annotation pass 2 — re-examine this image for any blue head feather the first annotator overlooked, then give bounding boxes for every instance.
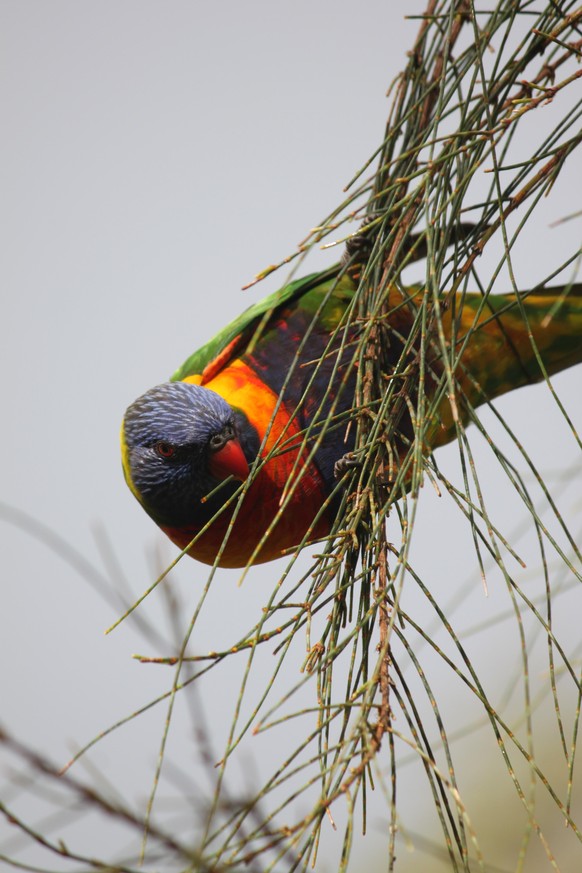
[123,381,240,526]
[124,381,234,450]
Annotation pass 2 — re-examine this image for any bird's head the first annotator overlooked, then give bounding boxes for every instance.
[121,381,250,527]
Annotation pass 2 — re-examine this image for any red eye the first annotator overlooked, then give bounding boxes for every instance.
[155,441,175,459]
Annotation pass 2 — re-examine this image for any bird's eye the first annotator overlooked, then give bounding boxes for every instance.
[154,441,176,459]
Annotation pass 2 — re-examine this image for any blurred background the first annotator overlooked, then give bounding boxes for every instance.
[1,2,581,870]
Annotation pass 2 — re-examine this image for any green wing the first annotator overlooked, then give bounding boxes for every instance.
[171,264,345,382]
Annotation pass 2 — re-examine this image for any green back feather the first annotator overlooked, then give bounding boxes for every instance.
[171,265,346,382]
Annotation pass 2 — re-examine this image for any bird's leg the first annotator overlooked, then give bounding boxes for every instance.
[342,216,484,269]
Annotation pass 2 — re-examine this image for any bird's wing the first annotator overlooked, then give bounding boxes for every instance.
[171,265,343,384]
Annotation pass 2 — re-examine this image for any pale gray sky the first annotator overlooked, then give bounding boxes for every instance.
[1,3,581,870]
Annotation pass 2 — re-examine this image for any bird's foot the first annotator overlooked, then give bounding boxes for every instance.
[341,214,380,267]
[334,452,360,480]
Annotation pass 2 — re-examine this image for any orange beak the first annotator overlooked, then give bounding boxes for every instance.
[208,437,250,482]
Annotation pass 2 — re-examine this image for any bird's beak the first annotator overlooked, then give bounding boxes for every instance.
[208,437,250,482]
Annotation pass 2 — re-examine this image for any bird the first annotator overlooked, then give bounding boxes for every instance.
[122,262,582,567]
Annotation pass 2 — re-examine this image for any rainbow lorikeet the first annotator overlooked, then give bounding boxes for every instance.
[122,264,582,567]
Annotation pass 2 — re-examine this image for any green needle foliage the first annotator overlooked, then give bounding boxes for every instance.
[3,3,582,872]
[179,4,582,868]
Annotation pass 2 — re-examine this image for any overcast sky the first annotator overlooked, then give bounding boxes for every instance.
[2,3,581,871]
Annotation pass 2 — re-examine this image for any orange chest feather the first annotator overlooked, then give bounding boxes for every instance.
[167,361,331,567]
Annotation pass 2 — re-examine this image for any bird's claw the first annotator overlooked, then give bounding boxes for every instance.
[342,215,379,267]
[334,452,360,479]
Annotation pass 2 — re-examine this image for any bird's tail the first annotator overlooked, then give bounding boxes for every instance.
[457,281,582,394]
[402,281,582,449]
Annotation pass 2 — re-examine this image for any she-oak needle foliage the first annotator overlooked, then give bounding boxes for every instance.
[3,2,582,872]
